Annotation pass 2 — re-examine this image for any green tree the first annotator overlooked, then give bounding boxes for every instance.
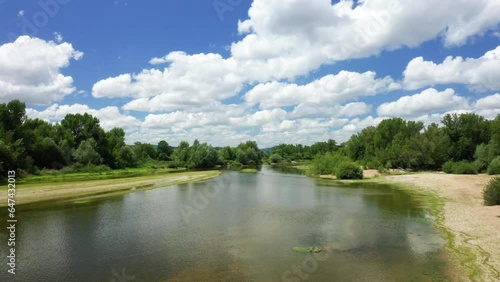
[218,146,236,164]
[0,100,27,142]
[172,141,190,167]
[106,128,126,167]
[269,153,283,164]
[73,139,102,165]
[61,113,105,147]
[235,141,262,167]
[32,137,65,169]
[188,143,219,169]
[442,113,491,161]
[157,140,173,160]
[133,142,157,161]
[116,146,137,168]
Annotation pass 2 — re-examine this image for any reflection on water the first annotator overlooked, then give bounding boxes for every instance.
[0,167,448,281]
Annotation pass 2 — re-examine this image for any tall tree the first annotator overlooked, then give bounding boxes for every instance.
[442,113,491,161]
[157,140,173,160]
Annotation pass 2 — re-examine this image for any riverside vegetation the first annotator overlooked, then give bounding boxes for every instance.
[1,99,500,205]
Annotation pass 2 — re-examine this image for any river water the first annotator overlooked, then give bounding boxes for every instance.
[1,167,449,281]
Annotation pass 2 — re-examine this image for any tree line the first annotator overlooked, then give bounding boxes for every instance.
[0,100,262,177]
[2,99,499,178]
[268,113,500,175]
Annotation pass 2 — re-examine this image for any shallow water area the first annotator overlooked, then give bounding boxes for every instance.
[0,166,449,281]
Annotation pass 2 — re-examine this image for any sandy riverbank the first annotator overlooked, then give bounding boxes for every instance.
[0,170,220,207]
[382,173,500,281]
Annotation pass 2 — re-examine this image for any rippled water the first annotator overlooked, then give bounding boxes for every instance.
[0,167,448,281]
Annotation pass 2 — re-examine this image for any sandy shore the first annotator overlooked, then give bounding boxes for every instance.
[382,173,500,281]
[0,170,220,207]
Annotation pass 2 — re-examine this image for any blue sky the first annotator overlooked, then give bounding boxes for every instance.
[0,0,499,147]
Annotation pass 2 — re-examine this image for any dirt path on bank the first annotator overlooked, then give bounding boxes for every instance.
[384,173,500,281]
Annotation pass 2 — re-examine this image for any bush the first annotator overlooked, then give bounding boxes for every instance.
[487,157,500,175]
[61,164,111,174]
[442,161,454,174]
[310,153,350,175]
[336,162,363,180]
[442,161,477,175]
[483,177,500,206]
[227,160,243,169]
[269,154,283,164]
[453,161,478,174]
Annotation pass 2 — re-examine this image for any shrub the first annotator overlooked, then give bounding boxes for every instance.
[483,177,500,206]
[453,161,478,175]
[336,162,363,180]
[61,164,111,174]
[487,157,500,175]
[442,161,477,175]
[442,161,454,174]
[269,154,283,164]
[310,153,350,175]
[227,160,243,169]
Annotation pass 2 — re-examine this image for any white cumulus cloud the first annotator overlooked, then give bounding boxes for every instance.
[377,88,471,117]
[0,36,83,105]
[403,46,500,91]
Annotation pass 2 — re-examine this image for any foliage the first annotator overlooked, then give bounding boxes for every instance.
[235,141,263,167]
[345,119,451,170]
[483,177,500,206]
[188,142,219,169]
[487,157,500,175]
[172,141,191,167]
[133,142,157,161]
[269,153,283,164]
[442,161,478,175]
[336,162,363,180]
[1,99,499,179]
[269,139,338,161]
[226,160,243,169]
[60,164,112,174]
[442,113,491,161]
[310,153,350,175]
[157,140,173,160]
[73,139,102,165]
[116,146,138,168]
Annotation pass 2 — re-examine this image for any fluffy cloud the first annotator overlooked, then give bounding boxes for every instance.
[377,88,470,117]
[0,36,83,105]
[474,93,500,119]
[93,52,243,111]
[232,0,500,77]
[26,104,141,131]
[92,0,500,112]
[404,46,500,90]
[245,71,399,109]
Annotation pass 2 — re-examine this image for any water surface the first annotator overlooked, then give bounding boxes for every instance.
[0,167,448,281]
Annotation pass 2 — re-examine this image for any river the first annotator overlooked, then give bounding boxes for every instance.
[0,166,449,281]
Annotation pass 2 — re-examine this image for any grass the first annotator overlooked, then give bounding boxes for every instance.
[0,169,220,207]
[17,167,186,184]
[241,168,258,173]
